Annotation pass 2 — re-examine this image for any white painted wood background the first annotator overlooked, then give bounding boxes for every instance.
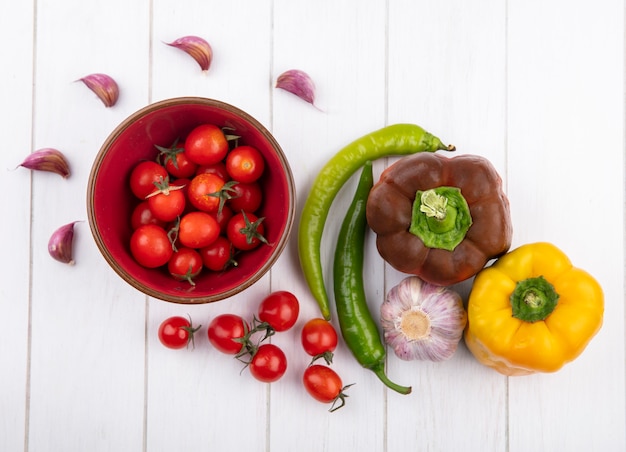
[1,1,624,451]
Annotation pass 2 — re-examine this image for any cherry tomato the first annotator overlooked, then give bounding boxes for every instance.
[211,204,233,234]
[208,314,249,354]
[130,224,173,268]
[131,201,166,230]
[167,247,203,283]
[226,211,267,251]
[130,161,168,199]
[200,236,236,272]
[301,318,338,357]
[163,148,198,179]
[303,365,349,411]
[184,124,229,165]
[225,145,265,183]
[196,161,230,180]
[187,173,226,213]
[258,291,300,332]
[249,344,287,383]
[158,316,200,349]
[228,182,263,213]
[178,211,220,249]
[147,185,186,222]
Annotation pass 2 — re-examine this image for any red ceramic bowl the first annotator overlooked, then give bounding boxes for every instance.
[87,97,295,303]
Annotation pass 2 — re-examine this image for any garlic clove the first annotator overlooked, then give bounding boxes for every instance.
[275,69,317,106]
[48,221,81,265]
[165,36,213,72]
[19,148,71,178]
[78,73,119,107]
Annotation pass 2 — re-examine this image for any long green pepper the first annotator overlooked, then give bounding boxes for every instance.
[298,124,454,320]
[333,162,411,395]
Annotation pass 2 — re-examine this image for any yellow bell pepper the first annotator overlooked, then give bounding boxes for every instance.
[464,242,604,376]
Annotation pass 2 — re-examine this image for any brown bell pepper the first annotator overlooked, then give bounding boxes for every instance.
[366,153,512,286]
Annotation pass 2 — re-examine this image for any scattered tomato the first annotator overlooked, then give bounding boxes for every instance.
[249,343,287,383]
[303,365,351,411]
[301,318,338,364]
[208,314,249,354]
[158,315,200,349]
[258,291,299,332]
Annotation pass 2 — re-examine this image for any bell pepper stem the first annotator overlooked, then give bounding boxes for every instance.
[409,187,472,251]
[510,276,559,323]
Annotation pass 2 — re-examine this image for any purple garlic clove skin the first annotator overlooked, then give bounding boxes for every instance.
[275,69,317,106]
[19,148,71,178]
[48,221,80,265]
[78,73,119,107]
[166,36,213,72]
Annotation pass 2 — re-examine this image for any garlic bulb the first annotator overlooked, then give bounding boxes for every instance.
[381,276,467,361]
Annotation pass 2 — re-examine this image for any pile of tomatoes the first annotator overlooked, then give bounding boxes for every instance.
[158,290,353,412]
[128,123,268,281]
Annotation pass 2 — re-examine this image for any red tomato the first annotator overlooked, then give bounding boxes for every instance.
[164,149,198,179]
[178,211,220,249]
[196,161,230,180]
[185,124,229,165]
[158,316,200,349]
[301,318,338,357]
[303,365,348,410]
[200,236,236,272]
[249,344,287,383]
[131,201,166,230]
[167,247,203,283]
[258,291,300,332]
[211,204,233,234]
[188,173,226,213]
[228,182,263,213]
[147,185,186,222]
[130,224,173,268]
[225,145,265,183]
[226,211,267,251]
[207,314,249,354]
[130,161,168,199]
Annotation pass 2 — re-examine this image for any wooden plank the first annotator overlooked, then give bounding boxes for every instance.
[26,1,151,450]
[270,0,388,450]
[507,1,625,450]
[145,1,274,450]
[386,1,509,450]
[0,2,34,451]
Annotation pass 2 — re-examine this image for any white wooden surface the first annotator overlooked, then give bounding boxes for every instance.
[1,1,624,451]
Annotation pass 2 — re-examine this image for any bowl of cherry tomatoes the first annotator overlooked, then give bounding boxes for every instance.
[87,97,296,304]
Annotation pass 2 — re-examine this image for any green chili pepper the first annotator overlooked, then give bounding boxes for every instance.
[333,162,412,395]
[298,123,454,320]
